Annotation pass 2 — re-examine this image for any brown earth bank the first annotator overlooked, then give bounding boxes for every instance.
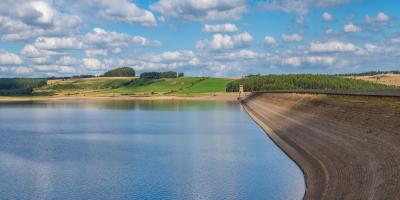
[241,93,400,200]
[350,74,400,86]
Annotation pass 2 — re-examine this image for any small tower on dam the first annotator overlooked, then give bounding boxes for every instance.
[239,84,244,97]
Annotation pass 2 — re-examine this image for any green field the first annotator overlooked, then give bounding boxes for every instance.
[38,77,233,96]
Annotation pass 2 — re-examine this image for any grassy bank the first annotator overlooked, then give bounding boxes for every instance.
[36,77,233,97]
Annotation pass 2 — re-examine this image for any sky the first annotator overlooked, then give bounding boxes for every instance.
[0,0,399,77]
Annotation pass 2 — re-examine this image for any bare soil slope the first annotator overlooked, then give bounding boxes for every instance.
[352,74,400,86]
[242,93,400,200]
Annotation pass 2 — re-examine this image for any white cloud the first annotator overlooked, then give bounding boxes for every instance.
[283,57,302,67]
[150,0,247,21]
[56,56,80,66]
[13,67,33,74]
[322,12,333,21]
[32,56,53,65]
[145,51,196,63]
[85,49,108,57]
[310,41,357,52]
[282,56,337,68]
[28,1,56,25]
[365,12,390,24]
[305,56,336,65]
[0,50,23,65]
[0,1,82,41]
[132,36,161,47]
[84,28,160,48]
[91,0,157,26]
[196,32,253,50]
[83,58,106,70]
[282,33,302,42]
[364,43,378,53]
[344,23,361,32]
[263,36,277,46]
[20,45,42,58]
[203,24,238,33]
[34,37,83,50]
[235,49,259,59]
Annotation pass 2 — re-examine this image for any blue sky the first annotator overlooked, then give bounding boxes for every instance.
[0,0,399,77]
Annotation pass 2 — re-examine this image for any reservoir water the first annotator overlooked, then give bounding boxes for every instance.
[0,100,305,200]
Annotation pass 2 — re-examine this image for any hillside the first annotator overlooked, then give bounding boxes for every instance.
[36,77,233,97]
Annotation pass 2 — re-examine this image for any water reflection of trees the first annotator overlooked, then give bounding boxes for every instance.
[0,100,239,111]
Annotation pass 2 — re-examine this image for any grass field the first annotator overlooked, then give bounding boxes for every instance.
[37,77,233,97]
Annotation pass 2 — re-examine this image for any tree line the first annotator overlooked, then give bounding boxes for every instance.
[139,71,184,79]
[226,74,393,92]
[0,78,47,95]
[47,67,185,80]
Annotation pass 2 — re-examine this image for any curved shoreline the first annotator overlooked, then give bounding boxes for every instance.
[241,92,400,200]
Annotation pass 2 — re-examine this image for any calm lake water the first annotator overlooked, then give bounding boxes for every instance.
[0,100,304,200]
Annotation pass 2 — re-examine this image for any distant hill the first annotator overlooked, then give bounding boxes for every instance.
[103,67,135,77]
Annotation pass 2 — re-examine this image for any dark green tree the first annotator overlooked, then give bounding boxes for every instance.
[103,67,135,77]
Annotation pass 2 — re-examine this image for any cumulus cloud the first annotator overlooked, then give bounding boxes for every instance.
[150,0,247,21]
[33,37,83,50]
[203,24,238,33]
[87,0,157,26]
[282,33,303,42]
[85,49,108,57]
[282,57,302,67]
[85,28,160,48]
[310,41,357,52]
[365,12,390,24]
[83,58,106,70]
[0,1,82,41]
[81,28,161,57]
[146,51,195,62]
[14,67,33,74]
[196,32,253,50]
[263,36,277,46]
[344,23,361,32]
[282,56,337,68]
[20,45,43,58]
[0,50,23,65]
[322,12,333,21]
[232,49,260,59]
[56,56,80,66]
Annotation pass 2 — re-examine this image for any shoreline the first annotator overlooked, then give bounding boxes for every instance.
[0,93,240,102]
[241,92,400,200]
